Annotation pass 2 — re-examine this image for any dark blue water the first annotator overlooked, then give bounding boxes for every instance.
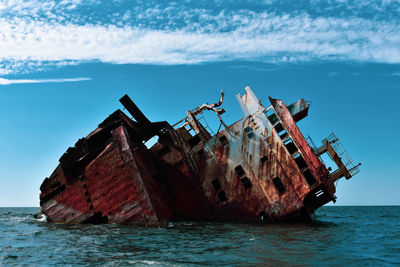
[1,206,399,266]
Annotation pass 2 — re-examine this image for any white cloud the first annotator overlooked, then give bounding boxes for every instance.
[0,60,80,75]
[0,0,82,14]
[0,1,399,73]
[0,77,91,85]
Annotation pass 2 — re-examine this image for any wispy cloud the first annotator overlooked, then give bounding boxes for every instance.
[0,0,399,73]
[0,77,91,85]
[1,15,398,64]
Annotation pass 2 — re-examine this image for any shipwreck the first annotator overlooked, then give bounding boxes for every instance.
[38,87,360,224]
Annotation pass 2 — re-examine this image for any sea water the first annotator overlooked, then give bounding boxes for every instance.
[1,206,399,266]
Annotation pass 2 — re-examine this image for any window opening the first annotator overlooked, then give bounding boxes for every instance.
[184,124,195,137]
[219,135,229,145]
[212,179,221,191]
[293,152,307,170]
[272,177,286,194]
[265,109,279,124]
[302,169,318,186]
[144,135,158,149]
[279,130,289,140]
[218,191,228,202]
[188,128,196,136]
[261,155,269,163]
[241,177,252,189]
[244,126,255,138]
[274,122,284,133]
[274,123,289,140]
[235,165,245,177]
[244,126,252,133]
[283,138,298,155]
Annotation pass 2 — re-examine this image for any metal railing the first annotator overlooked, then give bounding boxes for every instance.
[326,133,360,177]
[195,112,215,136]
[306,135,328,165]
[306,135,317,152]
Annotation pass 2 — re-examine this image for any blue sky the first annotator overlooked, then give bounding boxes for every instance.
[0,0,399,206]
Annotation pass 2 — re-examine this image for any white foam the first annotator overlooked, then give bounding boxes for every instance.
[34,214,47,222]
[127,260,180,266]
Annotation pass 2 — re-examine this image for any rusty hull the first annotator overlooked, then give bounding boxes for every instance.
[38,87,360,224]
